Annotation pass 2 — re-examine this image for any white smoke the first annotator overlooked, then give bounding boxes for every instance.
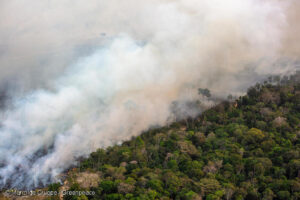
[0,0,299,188]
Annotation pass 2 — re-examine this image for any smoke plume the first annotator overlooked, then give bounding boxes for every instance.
[0,0,299,188]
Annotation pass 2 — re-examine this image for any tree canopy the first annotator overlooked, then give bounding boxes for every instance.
[48,72,300,200]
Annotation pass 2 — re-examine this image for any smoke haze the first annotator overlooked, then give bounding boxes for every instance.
[0,0,299,188]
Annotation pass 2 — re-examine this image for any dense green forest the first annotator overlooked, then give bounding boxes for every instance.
[52,72,300,200]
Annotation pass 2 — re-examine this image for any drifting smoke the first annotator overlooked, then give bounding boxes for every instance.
[0,0,299,188]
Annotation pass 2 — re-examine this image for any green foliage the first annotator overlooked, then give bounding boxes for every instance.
[198,88,211,97]
[63,74,300,199]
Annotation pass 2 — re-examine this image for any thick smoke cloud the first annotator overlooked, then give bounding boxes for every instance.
[0,0,299,188]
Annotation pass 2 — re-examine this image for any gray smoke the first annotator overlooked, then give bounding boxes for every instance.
[0,0,299,188]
